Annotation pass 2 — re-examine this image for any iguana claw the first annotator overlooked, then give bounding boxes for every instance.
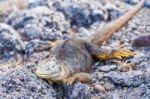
[96,49,136,60]
[111,49,136,59]
[63,76,77,85]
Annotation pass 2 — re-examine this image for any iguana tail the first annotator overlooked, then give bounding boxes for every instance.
[88,0,145,46]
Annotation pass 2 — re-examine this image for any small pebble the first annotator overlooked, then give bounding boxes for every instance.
[93,83,106,92]
[98,65,117,72]
[103,83,115,91]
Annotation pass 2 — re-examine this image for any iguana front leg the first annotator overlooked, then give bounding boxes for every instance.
[86,42,136,60]
[63,73,91,85]
[60,65,91,85]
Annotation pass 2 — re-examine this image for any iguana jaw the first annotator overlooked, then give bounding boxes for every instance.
[33,58,64,81]
[34,69,59,79]
[35,66,62,81]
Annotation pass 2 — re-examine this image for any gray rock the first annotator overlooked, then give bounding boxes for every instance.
[145,0,150,8]
[98,65,117,72]
[0,23,24,59]
[105,83,150,99]
[7,6,70,41]
[52,0,120,28]
[0,68,56,99]
[103,83,115,91]
[64,82,92,99]
[104,71,146,87]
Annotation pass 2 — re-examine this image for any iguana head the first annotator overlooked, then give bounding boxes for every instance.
[32,58,63,81]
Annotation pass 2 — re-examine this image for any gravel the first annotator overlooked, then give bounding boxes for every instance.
[7,6,70,41]
[64,82,92,99]
[0,68,56,99]
[0,23,24,59]
[145,0,150,8]
[125,0,150,8]
[104,71,146,87]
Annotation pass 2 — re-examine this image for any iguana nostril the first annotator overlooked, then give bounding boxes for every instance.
[31,67,36,73]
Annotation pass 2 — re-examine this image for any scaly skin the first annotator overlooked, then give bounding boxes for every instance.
[33,0,145,85]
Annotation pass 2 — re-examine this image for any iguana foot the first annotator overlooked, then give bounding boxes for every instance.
[63,73,91,85]
[96,49,136,60]
[111,49,136,59]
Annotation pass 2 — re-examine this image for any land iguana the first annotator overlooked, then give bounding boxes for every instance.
[32,0,145,85]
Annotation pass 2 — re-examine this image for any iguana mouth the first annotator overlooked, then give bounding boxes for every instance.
[31,66,62,80]
[31,67,51,78]
[35,74,52,79]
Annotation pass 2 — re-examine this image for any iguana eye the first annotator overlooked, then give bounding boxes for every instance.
[58,66,61,71]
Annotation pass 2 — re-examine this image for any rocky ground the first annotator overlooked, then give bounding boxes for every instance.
[0,0,150,99]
